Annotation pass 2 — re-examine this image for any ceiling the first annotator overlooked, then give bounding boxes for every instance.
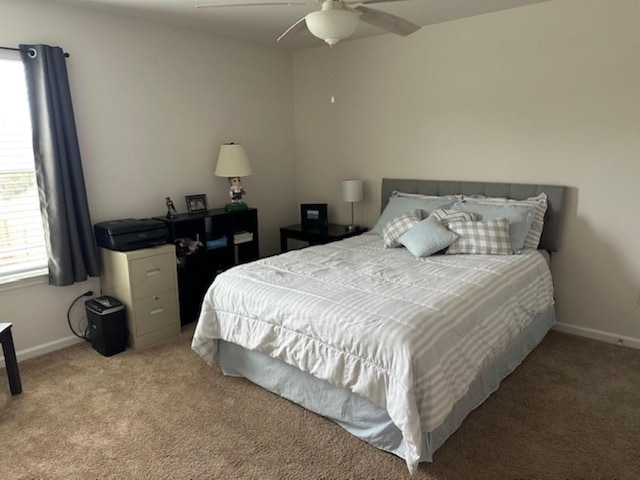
[42,0,550,51]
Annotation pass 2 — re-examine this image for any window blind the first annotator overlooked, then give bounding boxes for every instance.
[0,51,48,284]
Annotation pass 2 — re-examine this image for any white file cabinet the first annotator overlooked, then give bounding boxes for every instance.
[99,244,180,349]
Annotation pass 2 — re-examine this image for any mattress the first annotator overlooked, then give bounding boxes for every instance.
[192,234,555,472]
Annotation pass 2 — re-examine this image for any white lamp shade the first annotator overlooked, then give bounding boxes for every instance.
[342,179,363,203]
[306,9,359,46]
[215,143,253,177]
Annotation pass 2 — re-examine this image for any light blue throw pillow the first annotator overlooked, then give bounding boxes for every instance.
[399,216,459,258]
[368,195,456,236]
[451,201,535,253]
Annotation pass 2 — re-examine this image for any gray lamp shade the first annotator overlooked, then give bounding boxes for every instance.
[215,143,253,177]
[342,179,363,203]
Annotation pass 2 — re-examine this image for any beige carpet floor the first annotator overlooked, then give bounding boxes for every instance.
[1,326,639,480]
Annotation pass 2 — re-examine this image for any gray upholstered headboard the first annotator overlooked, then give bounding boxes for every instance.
[381,179,566,252]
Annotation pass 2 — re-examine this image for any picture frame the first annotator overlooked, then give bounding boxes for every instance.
[185,194,208,214]
[300,203,328,229]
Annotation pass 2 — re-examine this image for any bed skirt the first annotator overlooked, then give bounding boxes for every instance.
[217,306,555,464]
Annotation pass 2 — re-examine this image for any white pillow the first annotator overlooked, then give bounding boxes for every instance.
[460,193,548,249]
[450,202,535,253]
[368,194,456,236]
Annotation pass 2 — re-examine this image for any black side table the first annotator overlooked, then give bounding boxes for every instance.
[280,223,368,253]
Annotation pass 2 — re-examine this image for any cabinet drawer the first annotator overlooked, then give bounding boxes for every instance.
[130,253,175,299]
[133,290,179,337]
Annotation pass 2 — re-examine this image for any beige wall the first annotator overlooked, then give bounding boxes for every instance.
[0,0,296,356]
[292,0,640,345]
[2,0,639,359]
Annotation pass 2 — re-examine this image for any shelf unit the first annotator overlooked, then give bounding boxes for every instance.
[154,208,259,325]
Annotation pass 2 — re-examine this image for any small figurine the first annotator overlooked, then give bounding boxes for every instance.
[228,176,246,204]
[165,196,178,218]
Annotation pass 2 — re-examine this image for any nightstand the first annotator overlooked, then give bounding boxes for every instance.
[280,223,368,253]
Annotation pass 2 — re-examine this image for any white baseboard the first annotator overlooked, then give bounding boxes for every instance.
[1,335,85,368]
[553,322,640,350]
[3,324,637,369]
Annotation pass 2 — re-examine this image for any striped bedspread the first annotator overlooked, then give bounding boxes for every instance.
[192,235,555,473]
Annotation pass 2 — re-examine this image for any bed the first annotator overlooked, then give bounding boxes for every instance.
[192,179,566,473]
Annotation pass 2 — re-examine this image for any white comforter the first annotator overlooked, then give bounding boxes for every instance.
[192,235,554,473]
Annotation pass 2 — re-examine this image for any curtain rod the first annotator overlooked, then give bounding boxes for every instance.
[0,45,70,57]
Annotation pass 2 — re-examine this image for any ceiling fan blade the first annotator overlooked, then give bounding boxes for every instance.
[354,5,421,36]
[277,15,308,42]
[355,0,411,4]
[196,2,307,8]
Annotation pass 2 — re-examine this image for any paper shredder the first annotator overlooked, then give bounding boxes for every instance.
[85,296,127,357]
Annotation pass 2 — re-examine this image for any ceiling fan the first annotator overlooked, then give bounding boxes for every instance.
[195,0,421,46]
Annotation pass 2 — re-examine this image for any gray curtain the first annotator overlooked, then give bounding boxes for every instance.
[19,44,99,286]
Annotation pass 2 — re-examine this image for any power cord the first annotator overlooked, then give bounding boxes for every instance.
[67,290,93,341]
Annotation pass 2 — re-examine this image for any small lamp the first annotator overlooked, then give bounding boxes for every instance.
[341,179,363,231]
[215,143,253,212]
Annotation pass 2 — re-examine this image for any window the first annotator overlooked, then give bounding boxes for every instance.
[0,50,48,284]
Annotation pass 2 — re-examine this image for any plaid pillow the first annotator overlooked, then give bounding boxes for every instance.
[462,193,548,249]
[449,202,535,253]
[445,217,512,255]
[429,208,477,227]
[382,209,421,248]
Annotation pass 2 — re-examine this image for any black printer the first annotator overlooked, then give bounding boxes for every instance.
[94,218,168,251]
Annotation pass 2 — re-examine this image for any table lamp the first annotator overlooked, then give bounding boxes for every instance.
[215,143,253,212]
[341,179,363,230]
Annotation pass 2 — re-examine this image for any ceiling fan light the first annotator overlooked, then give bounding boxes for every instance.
[306,10,359,46]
